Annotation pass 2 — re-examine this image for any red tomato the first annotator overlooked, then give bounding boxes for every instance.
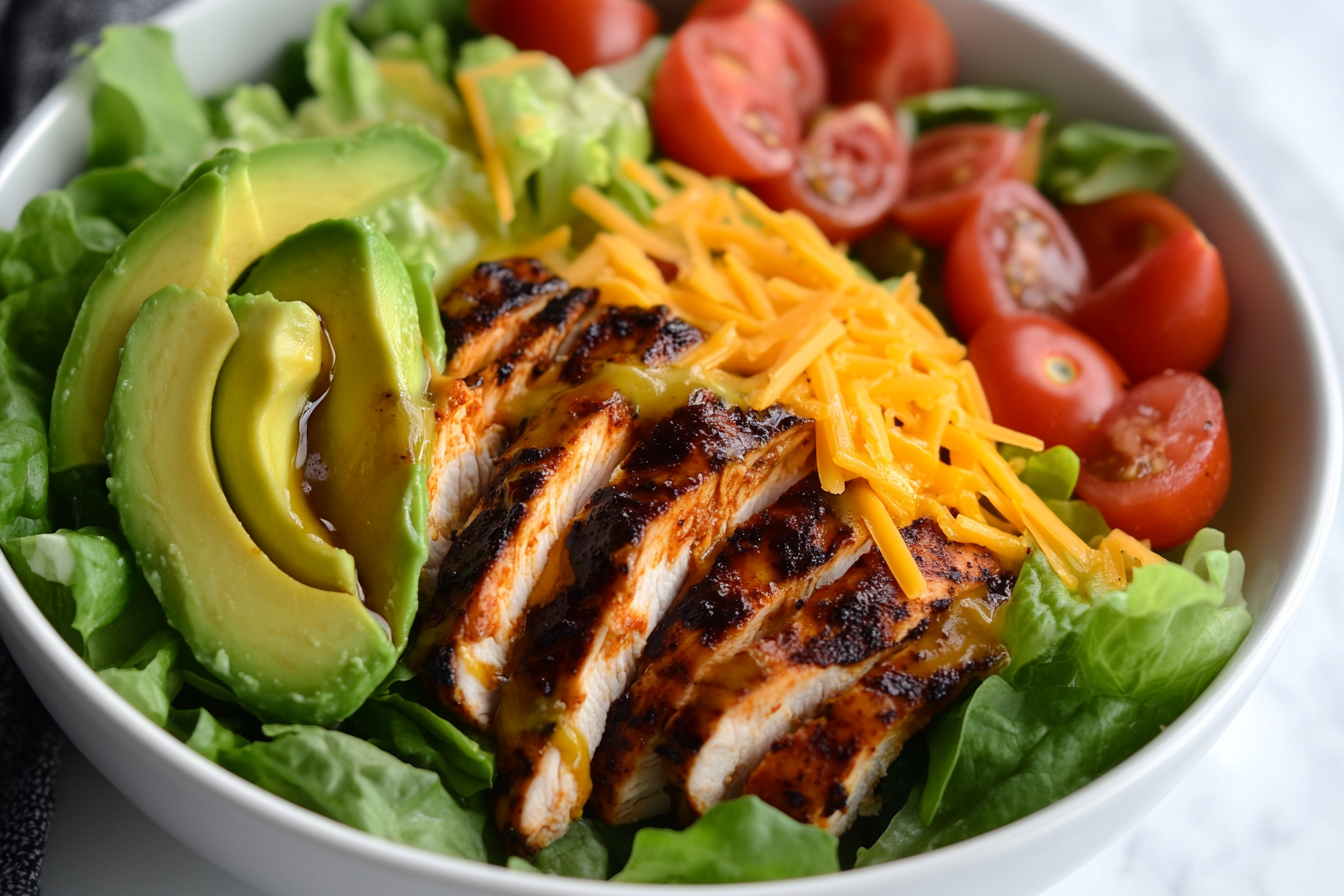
[652,16,800,180]
[469,0,659,74]
[1061,191,1195,285]
[1066,227,1229,381]
[689,0,828,120]
[969,315,1128,454]
[1075,371,1231,549]
[822,0,956,107]
[747,103,909,244]
[944,178,1091,338]
[890,116,1044,246]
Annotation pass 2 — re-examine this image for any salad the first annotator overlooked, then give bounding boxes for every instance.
[0,0,1251,884]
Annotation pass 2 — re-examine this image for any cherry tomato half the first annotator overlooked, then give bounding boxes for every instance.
[823,0,957,107]
[1067,226,1229,381]
[969,315,1128,454]
[1075,370,1231,550]
[689,0,828,120]
[469,0,659,74]
[890,116,1043,246]
[944,178,1091,338]
[747,103,909,244]
[653,15,800,180]
[1061,190,1195,286]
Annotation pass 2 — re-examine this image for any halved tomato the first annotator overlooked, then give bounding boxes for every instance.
[1060,190,1195,286]
[968,315,1128,454]
[822,0,957,107]
[1066,226,1229,380]
[890,115,1044,246]
[652,15,800,180]
[469,0,659,74]
[1075,370,1231,549]
[943,178,1091,338]
[689,0,828,120]
[747,103,909,244]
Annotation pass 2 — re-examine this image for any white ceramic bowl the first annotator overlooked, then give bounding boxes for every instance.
[1,1,1339,894]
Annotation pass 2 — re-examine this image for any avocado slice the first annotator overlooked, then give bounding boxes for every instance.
[212,293,358,595]
[51,123,448,474]
[106,286,396,723]
[242,219,431,648]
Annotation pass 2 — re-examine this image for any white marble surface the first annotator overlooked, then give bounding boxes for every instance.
[36,1,1344,894]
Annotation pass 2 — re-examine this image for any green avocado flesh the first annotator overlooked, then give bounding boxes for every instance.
[106,286,397,724]
[242,219,432,649]
[51,123,448,473]
[212,293,358,595]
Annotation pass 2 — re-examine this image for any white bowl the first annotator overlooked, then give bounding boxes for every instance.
[1,1,1339,894]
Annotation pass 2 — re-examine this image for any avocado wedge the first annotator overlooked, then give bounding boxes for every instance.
[212,293,359,596]
[106,286,396,723]
[241,219,432,649]
[51,123,448,474]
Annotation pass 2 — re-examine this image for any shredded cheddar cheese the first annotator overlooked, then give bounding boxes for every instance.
[455,52,551,224]
[552,159,1163,596]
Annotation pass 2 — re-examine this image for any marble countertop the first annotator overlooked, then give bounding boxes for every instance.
[36,1,1344,893]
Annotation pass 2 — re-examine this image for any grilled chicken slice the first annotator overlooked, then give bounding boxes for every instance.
[590,475,870,825]
[743,573,1014,834]
[560,304,703,384]
[658,520,1003,818]
[494,392,815,854]
[414,304,708,725]
[415,385,639,728]
[441,257,570,378]
[422,286,596,595]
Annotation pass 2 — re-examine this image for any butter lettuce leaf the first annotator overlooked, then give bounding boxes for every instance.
[614,796,838,883]
[1043,120,1182,204]
[86,26,211,183]
[220,725,490,861]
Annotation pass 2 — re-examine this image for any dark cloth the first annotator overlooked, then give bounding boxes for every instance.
[1,4,174,891]
[0,641,64,896]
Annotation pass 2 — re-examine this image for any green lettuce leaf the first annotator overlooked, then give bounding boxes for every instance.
[220,725,489,860]
[345,693,493,798]
[1003,444,1079,501]
[305,4,383,125]
[216,83,294,152]
[0,302,52,542]
[169,707,250,761]
[614,796,838,883]
[856,683,1160,863]
[353,0,475,53]
[902,86,1053,131]
[998,550,1090,682]
[86,26,211,182]
[1042,120,1182,204]
[65,167,173,233]
[1043,498,1111,545]
[598,35,669,105]
[97,628,184,727]
[521,818,610,879]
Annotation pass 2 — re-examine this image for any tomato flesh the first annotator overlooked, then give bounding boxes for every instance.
[1075,371,1231,550]
[823,0,957,107]
[1067,226,1229,381]
[1061,190,1195,286]
[944,178,1091,338]
[969,315,1127,454]
[469,0,659,74]
[747,103,909,244]
[890,119,1040,246]
[689,0,828,120]
[653,16,800,180]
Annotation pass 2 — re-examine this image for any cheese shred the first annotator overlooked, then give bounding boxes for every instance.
[557,159,1161,596]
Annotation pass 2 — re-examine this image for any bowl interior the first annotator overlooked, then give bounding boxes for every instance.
[0,2,1337,895]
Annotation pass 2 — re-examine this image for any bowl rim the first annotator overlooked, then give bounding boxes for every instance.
[1,0,1340,892]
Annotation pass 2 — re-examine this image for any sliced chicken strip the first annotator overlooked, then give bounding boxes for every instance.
[590,475,870,825]
[560,304,703,384]
[422,287,596,595]
[744,571,1014,834]
[441,257,570,378]
[659,520,1003,818]
[415,384,639,729]
[415,304,709,722]
[494,392,815,854]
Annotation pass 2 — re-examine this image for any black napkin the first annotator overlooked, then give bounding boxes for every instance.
[1,1,172,891]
